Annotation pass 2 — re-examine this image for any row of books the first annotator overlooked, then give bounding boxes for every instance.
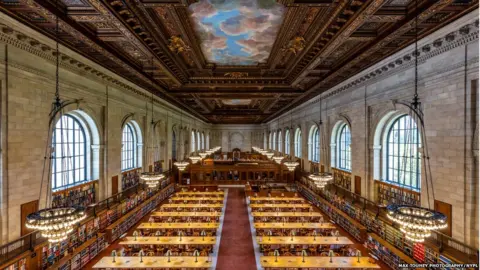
[51,182,96,208]
[122,169,140,190]
[2,258,26,270]
[51,234,107,270]
[297,180,448,267]
[40,181,172,269]
[108,185,175,242]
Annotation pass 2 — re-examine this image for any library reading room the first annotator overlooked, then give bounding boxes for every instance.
[0,0,478,269]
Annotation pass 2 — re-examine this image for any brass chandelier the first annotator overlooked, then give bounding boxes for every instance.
[140,58,165,188]
[25,0,86,243]
[386,0,447,243]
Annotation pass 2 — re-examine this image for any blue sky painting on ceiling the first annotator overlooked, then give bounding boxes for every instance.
[189,0,285,65]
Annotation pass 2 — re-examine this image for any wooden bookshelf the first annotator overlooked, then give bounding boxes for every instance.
[121,168,140,190]
[375,180,420,207]
[0,251,30,270]
[51,180,98,208]
[105,183,174,243]
[47,233,106,270]
[332,168,351,190]
[366,233,422,270]
[297,183,366,242]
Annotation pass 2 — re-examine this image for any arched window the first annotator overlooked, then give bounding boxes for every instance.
[272,131,277,151]
[201,132,205,150]
[172,130,177,160]
[122,123,137,171]
[52,115,87,190]
[197,131,201,152]
[294,128,302,157]
[337,124,351,171]
[386,115,421,190]
[269,132,273,150]
[191,131,196,152]
[285,130,290,155]
[206,133,210,149]
[308,126,319,162]
[277,131,282,153]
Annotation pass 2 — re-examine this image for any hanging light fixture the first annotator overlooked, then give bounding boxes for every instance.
[386,0,447,243]
[309,173,333,189]
[308,96,331,188]
[25,1,86,243]
[174,112,189,171]
[140,57,164,188]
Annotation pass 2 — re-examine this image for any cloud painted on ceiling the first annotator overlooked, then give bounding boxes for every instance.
[189,0,285,65]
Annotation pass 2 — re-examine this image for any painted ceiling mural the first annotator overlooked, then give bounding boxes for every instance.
[189,0,285,65]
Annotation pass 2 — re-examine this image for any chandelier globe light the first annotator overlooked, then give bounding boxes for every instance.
[386,204,447,242]
[385,0,447,243]
[189,155,202,164]
[25,0,86,243]
[272,156,284,164]
[174,160,189,171]
[140,172,165,188]
[309,173,333,189]
[26,207,86,243]
[284,161,299,172]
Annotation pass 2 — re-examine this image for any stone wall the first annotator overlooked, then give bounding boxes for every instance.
[0,13,211,243]
[210,125,264,152]
[265,11,479,247]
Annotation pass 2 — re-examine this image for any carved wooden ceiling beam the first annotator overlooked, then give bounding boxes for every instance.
[101,0,186,84]
[290,0,386,87]
[170,88,302,94]
[264,0,473,123]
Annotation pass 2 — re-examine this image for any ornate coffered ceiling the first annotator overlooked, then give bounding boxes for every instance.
[0,0,477,123]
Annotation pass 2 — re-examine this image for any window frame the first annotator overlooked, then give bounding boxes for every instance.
[51,115,88,191]
[294,128,302,158]
[385,115,421,191]
[121,123,137,171]
[337,124,351,171]
[285,129,290,155]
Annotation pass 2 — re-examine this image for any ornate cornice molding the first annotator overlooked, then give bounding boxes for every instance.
[0,22,207,122]
[270,18,479,122]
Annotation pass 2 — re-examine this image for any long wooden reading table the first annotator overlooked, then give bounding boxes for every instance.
[260,256,380,269]
[138,222,219,230]
[169,197,224,202]
[254,222,336,229]
[256,236,353,245]
[249,197,305,202]
[250,204,311,209]
[119,236,216,245]
[93,256,212,269]
[152,212,222,217]
[161,204,223,209]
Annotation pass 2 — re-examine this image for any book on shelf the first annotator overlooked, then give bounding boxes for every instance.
[122,169,140,190]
